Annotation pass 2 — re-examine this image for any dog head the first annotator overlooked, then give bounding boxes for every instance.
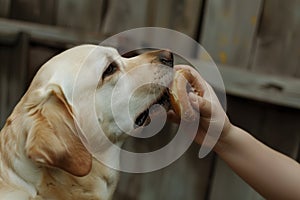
[20,45,173,176]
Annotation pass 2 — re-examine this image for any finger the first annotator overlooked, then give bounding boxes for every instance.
[175,65,207,83]
[174,64,192,71]
[189,92,212,118]
[174,65,185,71]
[167,110,180,124]
[174,65,207,96]
[186,71,206,97]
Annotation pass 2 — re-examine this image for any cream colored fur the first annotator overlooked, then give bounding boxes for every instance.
[0,45,172,200]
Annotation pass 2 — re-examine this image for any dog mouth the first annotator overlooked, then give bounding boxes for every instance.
[134,90,170,127]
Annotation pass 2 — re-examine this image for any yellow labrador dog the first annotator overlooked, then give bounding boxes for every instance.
[0,45,173,200]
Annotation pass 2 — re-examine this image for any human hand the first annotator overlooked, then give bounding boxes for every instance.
[168,65,232,148]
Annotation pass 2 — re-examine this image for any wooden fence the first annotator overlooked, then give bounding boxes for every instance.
[0,0,299,199]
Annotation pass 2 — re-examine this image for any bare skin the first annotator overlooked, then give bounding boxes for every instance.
[170,65,300,200]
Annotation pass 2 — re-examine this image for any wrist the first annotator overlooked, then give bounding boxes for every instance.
[213,123,237,155]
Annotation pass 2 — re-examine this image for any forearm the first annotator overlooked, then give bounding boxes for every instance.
[214,125,300,200]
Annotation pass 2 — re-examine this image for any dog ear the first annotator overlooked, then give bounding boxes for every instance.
[25,85,92,177]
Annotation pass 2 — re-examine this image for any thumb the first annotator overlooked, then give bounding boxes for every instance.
[189,92,212,118]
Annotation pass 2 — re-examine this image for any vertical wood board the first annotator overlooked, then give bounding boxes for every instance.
[10,0,56,24]
[57,0,104,32]
[259,107,300,159]
[0,0,11,17]
[102,0,149,35]
[0,32,29,128]
[0,47,11,127]
[150,0,203,38]
[209,95,300,199]
[201,0,263,67]
[209,158,264,200]
[208,96,265,199]
[114,123,214,200]
[7,33,29,114]
[251,0,300,78]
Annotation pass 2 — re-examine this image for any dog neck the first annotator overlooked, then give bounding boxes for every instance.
[0,116,40,197]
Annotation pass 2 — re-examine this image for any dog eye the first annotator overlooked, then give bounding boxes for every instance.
[103,62,118,79]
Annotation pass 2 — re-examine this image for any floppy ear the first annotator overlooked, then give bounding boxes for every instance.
[25,84,92,177]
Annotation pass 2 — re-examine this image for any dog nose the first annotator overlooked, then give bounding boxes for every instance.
[159,50,173,68]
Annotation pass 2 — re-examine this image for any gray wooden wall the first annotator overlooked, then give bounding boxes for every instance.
[0,0,299,199]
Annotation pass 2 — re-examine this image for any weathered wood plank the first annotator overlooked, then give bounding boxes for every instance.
[226,95,300,159]
[57,0,104,32]
[0,31,19,46]
[190,60,300,110]
[102,0,149,35]
[7,32,29,114]
[200,0,263,67]
[10,0,56,24]
[0,0,11,17]
[0,32,29,128]
[297,144,300,163]
[0,46,11,128]
[1,24,299,111]
[226,95,266,137]
[251,0,300,78]
[0,18,104,47]
[150,0,203,38]
[220,65,300,109]
[259,107,300,159]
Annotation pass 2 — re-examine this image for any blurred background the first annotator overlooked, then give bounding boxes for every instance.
[0,0,299,199]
